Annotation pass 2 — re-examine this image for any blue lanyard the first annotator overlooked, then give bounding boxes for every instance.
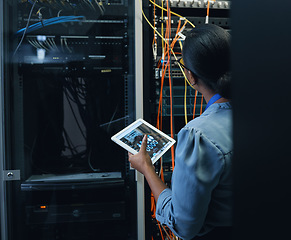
[205,93,222,110]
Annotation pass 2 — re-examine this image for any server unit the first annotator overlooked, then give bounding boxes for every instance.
[142,1,231,239]
[0,0,137,240]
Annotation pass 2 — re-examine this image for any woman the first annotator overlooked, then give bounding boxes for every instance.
[128,24,232,240]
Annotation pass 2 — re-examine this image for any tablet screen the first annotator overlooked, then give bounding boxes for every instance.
[111,119,175,163]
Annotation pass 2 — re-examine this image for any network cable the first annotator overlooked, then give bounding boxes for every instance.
[15,16,85,36]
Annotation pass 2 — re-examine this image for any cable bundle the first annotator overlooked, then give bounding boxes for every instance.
[15,16,85,36]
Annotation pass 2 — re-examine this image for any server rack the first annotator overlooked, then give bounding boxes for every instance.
[0,1,139,240]
[142,1,231,239]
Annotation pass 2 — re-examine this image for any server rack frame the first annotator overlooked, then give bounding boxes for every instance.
[0,1,139,240]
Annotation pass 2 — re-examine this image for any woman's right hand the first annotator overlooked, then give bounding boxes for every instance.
[128,135,153,175]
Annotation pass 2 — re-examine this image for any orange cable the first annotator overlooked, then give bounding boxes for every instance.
[153,3,187,239]
[157,60,168,128]
[160,160,165,182]
[151,192,156,218]
[153,4,175,239]
[207,1,210,17]
[157,57,162,68]
[166,1,175,172]
[157,18,185,70]
[157,222,165,240]
[174,19,182,44]
[156,55,168,127]
[157,3,171,130]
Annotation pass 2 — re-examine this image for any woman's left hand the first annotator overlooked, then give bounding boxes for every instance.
[128,135,153,175]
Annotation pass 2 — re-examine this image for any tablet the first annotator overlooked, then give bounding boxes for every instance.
[111,119,176,164]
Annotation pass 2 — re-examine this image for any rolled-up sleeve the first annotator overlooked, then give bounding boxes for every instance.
[156,127,225,239]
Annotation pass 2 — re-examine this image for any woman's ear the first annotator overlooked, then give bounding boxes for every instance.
[187,70,198,86]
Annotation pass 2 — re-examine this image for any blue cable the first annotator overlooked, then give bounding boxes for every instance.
[15,16,85,36]
[16,16,84,34]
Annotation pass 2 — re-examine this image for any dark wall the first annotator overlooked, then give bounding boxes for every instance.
[232,1,291,239]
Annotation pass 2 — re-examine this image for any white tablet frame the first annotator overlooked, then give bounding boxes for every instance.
[111,118,176,164]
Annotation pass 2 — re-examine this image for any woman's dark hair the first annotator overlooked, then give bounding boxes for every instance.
[182,24,231,99]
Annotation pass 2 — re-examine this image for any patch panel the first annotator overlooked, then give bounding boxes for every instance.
[160,87,206,117]
[162,86,197,97]
[102,0,125,5]
[161,104,206,116]
[156,0,230,9]
[163,68,185,78]
[162,96,203,106]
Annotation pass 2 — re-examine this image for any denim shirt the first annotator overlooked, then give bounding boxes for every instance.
[156,102,233,240]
